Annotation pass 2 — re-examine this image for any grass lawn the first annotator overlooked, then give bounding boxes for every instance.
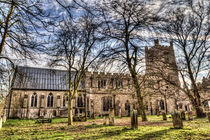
[0,115,209,140]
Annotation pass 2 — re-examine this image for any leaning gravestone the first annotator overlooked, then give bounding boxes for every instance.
[109,108,115,126]
[181,111,186,120]
[207,112,210,122]
[172,110,183,129]
[162,112,167,120]
[131,109,138,129]
[187,111,193,120]
[0,117,2,129]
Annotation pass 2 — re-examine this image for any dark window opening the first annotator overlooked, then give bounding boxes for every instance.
[116,80,123,88]
[90,77,93,88]
[125,100,130,111]
[185,105,188,111]
[102,96,112,111]
[160,100,165,110]
[179,103,183,109]
[145,102,149,111]
[111,78,114,88]
[77,94,83,107]
[31,93,37,107]
[47,93,53,107]
[63,94,68,107]
[53,110,56,116]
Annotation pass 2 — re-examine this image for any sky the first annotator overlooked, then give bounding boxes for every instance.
[1,0,209,79]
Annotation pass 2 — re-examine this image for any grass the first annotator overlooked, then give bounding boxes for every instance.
[0,115,209,140]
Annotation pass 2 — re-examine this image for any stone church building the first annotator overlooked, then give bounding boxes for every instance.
[5,40,193,119]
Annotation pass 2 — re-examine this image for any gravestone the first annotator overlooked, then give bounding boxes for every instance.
[208,112,210,122]
[2,115,6,123]
[0,117,2,128]
[131,109,138,129]
[157,110,160,116]
[162,112,167,120]
[172,110,183,129]
[187,111,193,120]
[109,108,115,126]
[118,108,122,118]
[103,116,108,125]
[181,111,186,120]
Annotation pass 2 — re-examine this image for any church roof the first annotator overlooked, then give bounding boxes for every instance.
[12,66,84,91]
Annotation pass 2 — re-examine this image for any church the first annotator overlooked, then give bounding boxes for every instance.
[4,40,192,119]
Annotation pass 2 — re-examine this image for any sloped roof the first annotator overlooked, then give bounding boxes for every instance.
[12,66,84,91]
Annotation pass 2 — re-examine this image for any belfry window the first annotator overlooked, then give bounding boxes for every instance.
[31,93,37,107]
[47,93,53,107]
[98,79,106,89]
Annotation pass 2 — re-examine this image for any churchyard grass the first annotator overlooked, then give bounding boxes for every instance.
[0,115,209,140]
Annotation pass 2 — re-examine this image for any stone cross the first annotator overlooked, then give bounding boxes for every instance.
[181,111,186,120]
[162,112,167,120]
[187,111,193,120]
[109,108,115,126]
[131,109,138,129]
[172,110,183,129]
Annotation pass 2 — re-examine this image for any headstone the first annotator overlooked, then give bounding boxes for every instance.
[131,109,138,129]
[103,116,108,125]
[2,115,6,123]
[187,111,193,120]
[0,117,2,129]
[207,112,210,122]
[162,112,167,120]
[157,110,160,116]
[172,110,183,129]
[181,111,186,120]
[109,108,115,126]
[118,108,122,118]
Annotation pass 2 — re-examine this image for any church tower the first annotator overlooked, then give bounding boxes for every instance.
[144,40,180,114]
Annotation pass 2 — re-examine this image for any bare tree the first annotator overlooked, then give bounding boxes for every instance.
[0,0,54,58]
[95,0,159,121]
[157,0,210,118]
[48,10,104,125]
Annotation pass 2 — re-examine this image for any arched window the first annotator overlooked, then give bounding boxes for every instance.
[63,94,68,107]
[160,100,165,110]
[77,94,83,107]
[31,93,37,107]
[47,93,53,107]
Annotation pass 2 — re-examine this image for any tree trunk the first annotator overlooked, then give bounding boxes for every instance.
[131,72,147,121]
[68,98,73,125]
[193,97,206,118]
[187,90,205,118]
